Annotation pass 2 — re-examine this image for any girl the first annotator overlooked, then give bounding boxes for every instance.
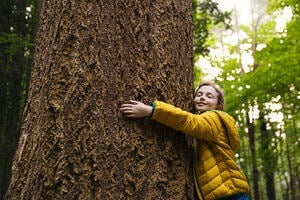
[120,81,249,200]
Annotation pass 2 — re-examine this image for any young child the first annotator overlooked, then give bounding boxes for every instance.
[120,81,249,200]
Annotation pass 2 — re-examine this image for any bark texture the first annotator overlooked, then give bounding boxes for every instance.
[6,0,194,199]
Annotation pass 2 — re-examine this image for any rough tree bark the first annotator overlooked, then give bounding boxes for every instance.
[5,0,194,199]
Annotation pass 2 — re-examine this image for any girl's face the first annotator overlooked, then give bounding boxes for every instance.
[194,85,219,112]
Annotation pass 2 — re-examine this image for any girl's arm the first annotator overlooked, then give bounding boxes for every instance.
[150,101,219,141]
[120,100,220,141]
[120,100,153,118]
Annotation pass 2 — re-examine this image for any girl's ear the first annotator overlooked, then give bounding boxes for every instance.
[217,104,223,111]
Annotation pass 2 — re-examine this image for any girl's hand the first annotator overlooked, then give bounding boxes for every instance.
[120,100,153,118]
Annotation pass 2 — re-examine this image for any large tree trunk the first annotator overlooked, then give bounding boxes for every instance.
[5,0,194,199]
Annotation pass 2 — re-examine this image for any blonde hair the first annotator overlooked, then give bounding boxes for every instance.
[195,81,224,110]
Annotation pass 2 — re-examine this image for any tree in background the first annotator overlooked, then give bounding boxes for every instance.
[5,0,195,199]
[0,0,37,198]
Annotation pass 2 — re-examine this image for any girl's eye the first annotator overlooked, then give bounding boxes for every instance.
[196,93,202,97]
[207,94,214,98]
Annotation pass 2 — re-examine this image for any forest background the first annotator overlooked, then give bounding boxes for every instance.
[0,0,299,199]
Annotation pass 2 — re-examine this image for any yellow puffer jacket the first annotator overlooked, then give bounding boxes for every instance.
[151,101,249,200]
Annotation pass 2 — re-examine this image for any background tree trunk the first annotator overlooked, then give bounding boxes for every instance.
[247,112,260,200]
[5,0,194,199]
[259,111,276,200]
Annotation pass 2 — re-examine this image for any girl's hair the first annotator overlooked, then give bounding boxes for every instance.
[195,81,224,110]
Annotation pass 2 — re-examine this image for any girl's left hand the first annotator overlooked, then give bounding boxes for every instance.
[120,100,153,118]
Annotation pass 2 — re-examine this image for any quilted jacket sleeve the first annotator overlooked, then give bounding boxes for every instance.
[150,101,221,141]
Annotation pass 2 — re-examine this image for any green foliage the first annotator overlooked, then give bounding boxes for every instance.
[254,18,300,101]
[192,0,231,87]
[0,33,33,58]
[240,20,277,46]
[192,0,231,60]
[194,66,205,88]
[268,0,300,16]
[215,58,242,114]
